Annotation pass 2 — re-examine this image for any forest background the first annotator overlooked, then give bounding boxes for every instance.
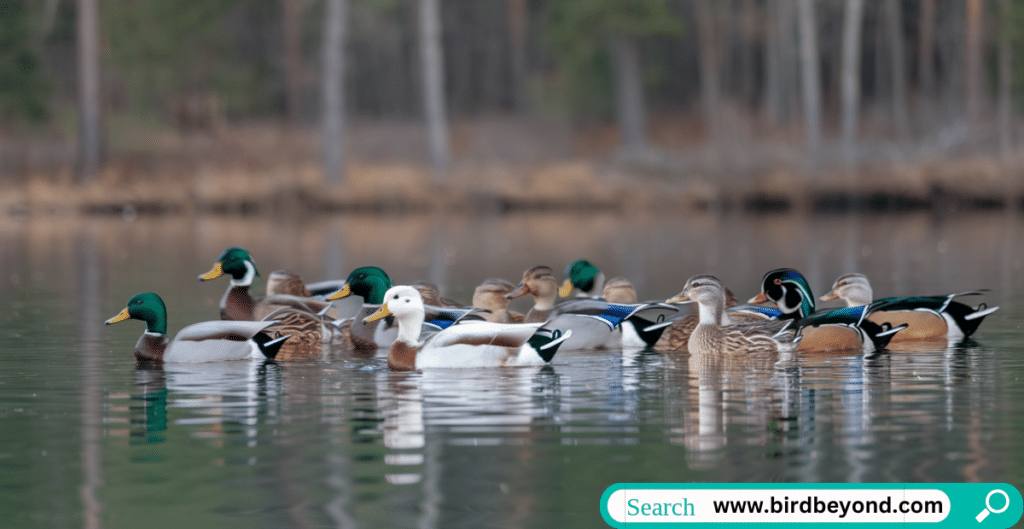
[2,0,1022,215]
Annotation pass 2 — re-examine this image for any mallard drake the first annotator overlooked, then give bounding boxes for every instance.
[820,273,999,342]
[105,293,289,363]
[750,268,906,353]
[656,275,779,352]
[326,266,481,351]
[507,265,679,350]
[364,285,571,370]
[669,275,792,356]
[559,259,606,298]
[198,247,261,321]
[472,278,526,323]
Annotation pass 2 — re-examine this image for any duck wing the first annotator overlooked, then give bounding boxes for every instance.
[427,321,544,349]
[174,320,278,342]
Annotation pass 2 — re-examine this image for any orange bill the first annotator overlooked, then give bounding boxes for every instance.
[558,279,574,298]
[198,262,224,281]
[326,283,352,301]
[363,303,392,323]
[105,307,131,325]
[748,292,769,304]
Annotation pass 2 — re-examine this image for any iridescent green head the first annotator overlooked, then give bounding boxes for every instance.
[326,266,393,305]
[561,259,602,296]
[754,268,815,319]
[105,292,168,335]
[198,247,259,285]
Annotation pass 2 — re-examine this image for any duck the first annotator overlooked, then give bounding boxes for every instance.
[326,266,483,351]
[105,292,289,363]
[559,259,606,298]
[750,268,906,353]
[255,270,342,321]
[364,285,571,370]
[819,272,999,342]
[257,304,343,361]
[507,265,679,350]
[668,275,792,356]
[656,275,780,352]
[198,247,262,321]
[412,280,463,308]
[472,278,526,323]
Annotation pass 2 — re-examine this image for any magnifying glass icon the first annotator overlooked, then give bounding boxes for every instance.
[976,489,1010,522]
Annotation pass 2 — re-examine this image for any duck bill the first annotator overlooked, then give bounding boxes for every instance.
[325,283,352,301]
[105,307,131,325]
[748,291,769,304]
[558,279,574,298]
[505,282,530,300]
[198,262,224,281]
[363,303,392,323]
[666,294,690,304]
[819,292,839,302]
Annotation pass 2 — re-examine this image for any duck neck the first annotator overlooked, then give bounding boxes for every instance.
[230,261,258,287]
[394,311,424,345]
[697,299,724,327]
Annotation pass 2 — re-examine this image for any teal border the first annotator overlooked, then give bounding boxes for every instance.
[600,483,1023,528]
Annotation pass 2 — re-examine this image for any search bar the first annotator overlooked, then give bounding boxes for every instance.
[600,483,1022,528]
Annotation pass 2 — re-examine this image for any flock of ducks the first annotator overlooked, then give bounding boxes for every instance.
[104,247,1001,370]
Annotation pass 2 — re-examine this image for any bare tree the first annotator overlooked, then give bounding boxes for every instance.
[611,36,647,152]
[840,0,864,161]
[419,0,451,175]
[884,0,909,141]
[998,0,1012,156]
[765,0,798,124]
[918,0,936,105]
[508,0,529,114]
[694,0,721,142]
[282,0,304,124]
[76,0,101,182]
[965,0,983,123]
[796,0,821,152]
[322,0,347,183]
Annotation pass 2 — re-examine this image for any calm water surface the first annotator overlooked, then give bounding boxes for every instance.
[1,212,1023,528]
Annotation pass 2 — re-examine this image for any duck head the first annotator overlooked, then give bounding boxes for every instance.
[198,247,259,287]
[560,259,604,297]
[668,275,726,324]
[602,277,638,304]
[819,273,873,307]
[105,292,168,335]
[472,278,516,313]
[326,266,393,304]
[507,266,559,309]
[363,285,425,343]
[749,268,815,319]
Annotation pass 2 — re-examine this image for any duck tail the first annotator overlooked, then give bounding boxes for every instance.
[629,315,675,346]
[868,322,908,350]
[253,333,291,360]
[528,328,573,363]
[944,301,999,338]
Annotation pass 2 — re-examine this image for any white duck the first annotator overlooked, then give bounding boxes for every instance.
[364,285,571,370]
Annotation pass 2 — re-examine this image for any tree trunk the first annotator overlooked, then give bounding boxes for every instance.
[419,0,451,175]
[840,0,864,161]
[507,0,529,113]
[282,0,303,124]
[611,35,647,152]
[965,0,983,123]
[917,0,936,102]
[76,0,101,182]
[885,0,909,140]
[322,0,347,183]
[998,0,1012,156]
[796,0,821,152]
[694,0,720,141]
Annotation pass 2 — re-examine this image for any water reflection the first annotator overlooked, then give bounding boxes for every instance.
[2,212,1023,527]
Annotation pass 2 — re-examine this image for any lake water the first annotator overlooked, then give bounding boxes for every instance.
[2,211,1023,528]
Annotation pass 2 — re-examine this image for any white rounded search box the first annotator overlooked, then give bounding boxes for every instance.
[606,488,950,524]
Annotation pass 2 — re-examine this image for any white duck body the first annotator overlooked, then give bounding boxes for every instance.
[162,320,282,363]
[368,286,569,370]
